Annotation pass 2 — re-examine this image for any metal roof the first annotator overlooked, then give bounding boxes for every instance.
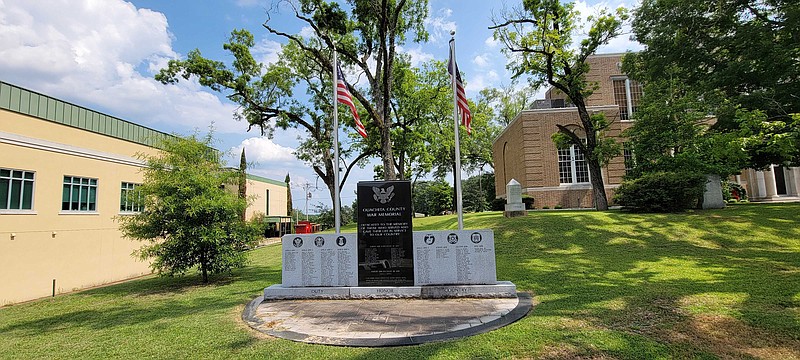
[0,81,173,148]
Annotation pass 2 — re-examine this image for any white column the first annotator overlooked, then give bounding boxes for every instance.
[789,167,800,196]
[755,170,767,198]
[764,165,777,198]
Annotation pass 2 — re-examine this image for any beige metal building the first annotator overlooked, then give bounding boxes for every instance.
[0,81,288,305]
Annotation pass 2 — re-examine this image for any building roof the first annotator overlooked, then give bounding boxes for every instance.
[246,174,289,188]
[0,81,173,148]
[2,80,288,187]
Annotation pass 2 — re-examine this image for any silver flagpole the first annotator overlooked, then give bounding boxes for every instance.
[332,47,341,234]
[450,31,464,230]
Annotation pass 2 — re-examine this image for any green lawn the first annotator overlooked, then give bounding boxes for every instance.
[1,203,799,359]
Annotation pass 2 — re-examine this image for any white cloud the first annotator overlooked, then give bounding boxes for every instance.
[424,7,456,43]
[571,0,643,54]
[484,35,500,49]
[235,0,262,7]
[253,38,283,67]
[465,70,499,95]
[233,136,296,165]
[299,26,315,39]
[473,54,491,68]
[397,45,435,67]
[0,0,244,133]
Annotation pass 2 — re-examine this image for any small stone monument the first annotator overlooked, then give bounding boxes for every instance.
[504,179,527,218]
[702,174,725,209]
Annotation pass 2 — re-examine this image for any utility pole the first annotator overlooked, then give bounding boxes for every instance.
[300,181,314,221]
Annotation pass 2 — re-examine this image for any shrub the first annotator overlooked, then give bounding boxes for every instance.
[613,171,707,212]
[521,194,535,209]
[491,197,506,211]
[722,180,748,202]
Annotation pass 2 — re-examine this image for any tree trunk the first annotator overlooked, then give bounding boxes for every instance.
[380,123,397,180]
[200,253,209,283]
[588,160,609,210]
[575,100,609,210]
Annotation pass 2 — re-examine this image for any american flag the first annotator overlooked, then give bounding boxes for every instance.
[448,39,472,135]
[336,64,367,138]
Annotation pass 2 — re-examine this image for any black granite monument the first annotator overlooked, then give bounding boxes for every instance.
[357,180,414,286]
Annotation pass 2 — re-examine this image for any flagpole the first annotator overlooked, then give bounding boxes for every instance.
[450,31,464,230]
[332,46,341,234]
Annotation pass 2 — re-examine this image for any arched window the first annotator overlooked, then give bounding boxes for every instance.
[502,142,508,186]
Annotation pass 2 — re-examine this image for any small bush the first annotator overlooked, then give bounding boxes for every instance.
[542,206,550,209]
[613,171,707,212]
[722,180,748,202]
[521,194,535,209]
[554,205,563,209]
[491,198,506,211]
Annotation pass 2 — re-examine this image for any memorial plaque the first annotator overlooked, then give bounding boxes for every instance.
[413,229,497,286]
[281,233,357,287]
[357,180,414,286]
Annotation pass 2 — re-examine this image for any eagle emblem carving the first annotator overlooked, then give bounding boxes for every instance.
[372,185,395,204]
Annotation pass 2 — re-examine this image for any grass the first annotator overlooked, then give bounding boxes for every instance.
[1,203,799,359]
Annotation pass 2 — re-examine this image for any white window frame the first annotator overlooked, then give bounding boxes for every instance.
[119,182,144,214]
[61,175,99,214]
[623,143,635,175]
[558,144,591,185]
[0,167,36,214]
[612,76,642,121]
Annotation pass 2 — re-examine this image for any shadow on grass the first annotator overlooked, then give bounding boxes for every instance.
[0,265,281,336]
[488,203,800,358]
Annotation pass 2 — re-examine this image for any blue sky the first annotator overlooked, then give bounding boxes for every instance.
[0,0,640,212]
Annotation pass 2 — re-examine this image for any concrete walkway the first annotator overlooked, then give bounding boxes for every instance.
[243,294,532,347]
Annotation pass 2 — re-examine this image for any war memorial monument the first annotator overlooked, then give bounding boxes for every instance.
[244,180,530,346]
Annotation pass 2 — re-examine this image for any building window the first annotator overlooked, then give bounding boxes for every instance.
[265,189,270,215]
[623,143,635,175]
[613,78,643,120]
[558,144,590,184]
[120,182,144,213]
[1,168,35,210]
[62,176,97,212]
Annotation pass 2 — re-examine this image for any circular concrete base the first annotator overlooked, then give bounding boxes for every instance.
[242,293,532,347]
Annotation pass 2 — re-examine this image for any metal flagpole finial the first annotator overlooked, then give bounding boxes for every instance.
[450,30,455,37]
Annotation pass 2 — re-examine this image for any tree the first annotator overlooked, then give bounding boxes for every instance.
[390,59,448,181]
[462,172,496,212]
[260,0,430,180]
[285,173,293,219]
[412,179,453,216]
[621,72,748,179]
[238,148,247,221]
[157,30,374,206]
[490,1,629,210]
[118,134,260,283]
[627,0,800,167]
[479,82,537,126]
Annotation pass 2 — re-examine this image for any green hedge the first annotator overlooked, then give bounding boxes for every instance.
[613,172,707,212]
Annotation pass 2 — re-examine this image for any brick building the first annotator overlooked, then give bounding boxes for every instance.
[492,53,640,208]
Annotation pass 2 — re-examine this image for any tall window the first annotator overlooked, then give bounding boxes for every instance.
[265,189,270,215]
[558,145,590,184]
[1,168,35,210]
[613,78,643,120]
[62,176,97,212]
[623,143,635,175]
[120,182,144,213]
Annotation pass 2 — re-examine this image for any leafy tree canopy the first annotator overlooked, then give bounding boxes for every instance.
[491,0,629,210]
[118,133,261,283]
